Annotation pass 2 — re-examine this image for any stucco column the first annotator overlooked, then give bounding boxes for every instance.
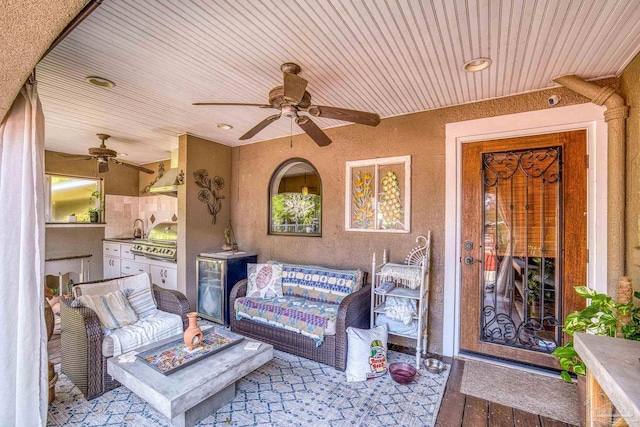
[553,76,629,297]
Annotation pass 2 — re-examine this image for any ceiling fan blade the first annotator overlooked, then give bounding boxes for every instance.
[111,158,154,174]
[52,156,93,162]
[295,116,332,147]
[192,102,274,108]
[306,105,381,126]
[239,114,281,140]
[283,72,308,104]
[53,152,92,159]
[98,161,109,173]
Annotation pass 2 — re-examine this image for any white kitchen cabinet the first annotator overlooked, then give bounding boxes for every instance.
[103,240,177,287]
[150,264,177,290]
[103,241,138,278]
[104,257,121,279]
[120,259,149,275]
[120,244,135,260]
[103,242,121,258]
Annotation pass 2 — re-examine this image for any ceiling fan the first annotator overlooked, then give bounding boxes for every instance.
[194,63,381,147]
[54,134,154,174]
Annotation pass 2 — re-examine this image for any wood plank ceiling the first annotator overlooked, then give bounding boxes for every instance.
[37,0,640,164]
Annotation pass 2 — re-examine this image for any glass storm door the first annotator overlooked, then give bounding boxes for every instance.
[460,130,587,368]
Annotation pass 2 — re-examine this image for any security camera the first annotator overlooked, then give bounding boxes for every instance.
[548,95,561,106]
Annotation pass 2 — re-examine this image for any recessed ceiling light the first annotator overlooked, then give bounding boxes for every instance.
[217,123,233,130]
[118,153,128,157]
[462,58,492,72]
[85,76,116,88]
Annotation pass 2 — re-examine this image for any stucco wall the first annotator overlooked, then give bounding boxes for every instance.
[231,81,614,353]
[1,0,86,122]
[45,227,104,284]
[620,52,640,293]
[177,134,232,307]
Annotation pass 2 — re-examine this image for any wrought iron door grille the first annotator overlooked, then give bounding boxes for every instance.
[480,146,562,353]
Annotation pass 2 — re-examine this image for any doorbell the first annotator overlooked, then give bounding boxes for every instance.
[548,95,561,106]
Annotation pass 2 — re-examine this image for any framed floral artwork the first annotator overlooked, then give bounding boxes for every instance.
[345,155,411,233]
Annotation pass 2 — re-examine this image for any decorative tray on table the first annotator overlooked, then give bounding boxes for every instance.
[137,328,244,375]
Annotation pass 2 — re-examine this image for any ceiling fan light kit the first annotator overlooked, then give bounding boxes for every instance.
[195,63,381,146]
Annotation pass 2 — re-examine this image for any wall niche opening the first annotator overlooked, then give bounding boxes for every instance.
[269,158,322,236]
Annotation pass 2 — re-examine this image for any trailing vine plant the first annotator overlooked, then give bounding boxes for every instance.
[553,286,640,382]
[193,169,225,224]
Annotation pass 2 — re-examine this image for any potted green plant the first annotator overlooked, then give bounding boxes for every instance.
[87,190,103,223]
[553,286,640,381]
[553,285,640,426]
[63,279,74,299]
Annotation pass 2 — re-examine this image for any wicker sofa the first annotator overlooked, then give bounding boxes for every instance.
[60,274,190,400]
[229,264,371,371]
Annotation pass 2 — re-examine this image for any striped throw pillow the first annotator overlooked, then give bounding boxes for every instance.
[77,290,139,330]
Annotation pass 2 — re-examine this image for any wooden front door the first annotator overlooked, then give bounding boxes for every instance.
[460,130,587,368]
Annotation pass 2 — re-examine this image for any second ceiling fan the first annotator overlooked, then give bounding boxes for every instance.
[194,63,381,147]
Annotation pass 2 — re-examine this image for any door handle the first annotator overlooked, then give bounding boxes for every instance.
[463,256,481,265]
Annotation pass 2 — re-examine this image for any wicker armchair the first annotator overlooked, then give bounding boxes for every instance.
[230,279,371,371]
[60,283,190,400]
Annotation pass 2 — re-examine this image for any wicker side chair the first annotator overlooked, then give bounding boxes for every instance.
[60,283,190,400]
[230,279,371,371]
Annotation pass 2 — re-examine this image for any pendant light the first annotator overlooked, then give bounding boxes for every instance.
[301,172,309,196]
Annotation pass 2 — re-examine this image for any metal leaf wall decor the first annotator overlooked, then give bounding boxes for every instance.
[193,169,225,224]
[140,161,165,194]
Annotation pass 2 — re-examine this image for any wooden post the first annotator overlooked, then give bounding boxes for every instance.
[586,369,613,426]
[617,276,632,336]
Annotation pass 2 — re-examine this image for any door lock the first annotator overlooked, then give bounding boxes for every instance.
[463,256,481,265]
[463,241,474,251]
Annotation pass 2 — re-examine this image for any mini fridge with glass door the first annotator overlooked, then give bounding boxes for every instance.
[196,252,257,324]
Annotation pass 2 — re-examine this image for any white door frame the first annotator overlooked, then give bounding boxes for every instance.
[442,103,608,357]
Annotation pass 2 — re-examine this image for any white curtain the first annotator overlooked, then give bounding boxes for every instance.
[0,76,47,426]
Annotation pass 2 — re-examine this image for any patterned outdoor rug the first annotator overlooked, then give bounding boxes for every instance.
[48,350,449,427]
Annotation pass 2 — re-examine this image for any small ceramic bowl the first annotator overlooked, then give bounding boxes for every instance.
[388,362,417,384]
[424,358,446,374]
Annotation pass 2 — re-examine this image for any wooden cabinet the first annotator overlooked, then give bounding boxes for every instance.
[371,233,431,369]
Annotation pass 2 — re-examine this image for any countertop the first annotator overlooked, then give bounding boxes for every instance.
[45,252,93,261]
[199,251,257,260]
[574,333,640,425]
[103,238,143,244]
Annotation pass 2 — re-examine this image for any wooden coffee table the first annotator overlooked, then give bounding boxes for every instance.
[107,330,273,427]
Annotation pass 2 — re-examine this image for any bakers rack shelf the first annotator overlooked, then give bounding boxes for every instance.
[371,231,431,369]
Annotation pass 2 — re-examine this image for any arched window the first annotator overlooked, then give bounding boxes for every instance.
[269,158,321,236]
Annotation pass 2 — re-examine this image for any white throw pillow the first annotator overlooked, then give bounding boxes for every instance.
[77,289,139,330]
[246,263,283,298]
[345,324,389,382]
[73,273,157,317]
